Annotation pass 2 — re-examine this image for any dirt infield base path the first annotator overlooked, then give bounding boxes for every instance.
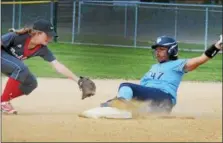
[1,78,222,142]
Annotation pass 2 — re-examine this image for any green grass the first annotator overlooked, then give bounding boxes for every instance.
[58,33,205,50]
[22,42,222,82]
[1,28,205,50]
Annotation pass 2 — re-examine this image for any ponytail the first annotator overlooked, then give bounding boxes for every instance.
[8,27,41,36]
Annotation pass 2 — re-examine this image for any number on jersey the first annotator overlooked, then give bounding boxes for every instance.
[150,72,164,79]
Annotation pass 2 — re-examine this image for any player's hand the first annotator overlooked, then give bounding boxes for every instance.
[215,34,222,50]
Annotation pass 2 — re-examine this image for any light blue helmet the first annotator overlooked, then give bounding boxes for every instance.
[151,36,178,58]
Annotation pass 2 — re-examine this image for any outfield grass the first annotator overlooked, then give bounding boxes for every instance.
[23,42,222,81]
[57,32,205,50]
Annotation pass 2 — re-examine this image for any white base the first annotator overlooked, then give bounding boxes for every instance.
[79,107,132,119]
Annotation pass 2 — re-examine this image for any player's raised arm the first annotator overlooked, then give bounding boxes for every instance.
[184,35,222,72]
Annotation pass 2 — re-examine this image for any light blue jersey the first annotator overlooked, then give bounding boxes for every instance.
[140,59,188,104]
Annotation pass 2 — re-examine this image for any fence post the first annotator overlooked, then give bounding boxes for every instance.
[124,4,127,38]
[134,4,138,48]
[77,1,82,34]
[52,0,58,42]
[12,0,16,28]
[18,1,22,29]
[50,0,54,24]
[204,7,209,50]
[174,6,178,40]
[72,1,76,44]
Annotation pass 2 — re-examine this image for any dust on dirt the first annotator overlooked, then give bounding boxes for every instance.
[1,78,222,142]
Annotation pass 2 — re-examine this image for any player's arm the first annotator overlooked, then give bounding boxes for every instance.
[50,59,80,82]
[184,35,222,72]
[39,47,80,82]
[49,57,96,100]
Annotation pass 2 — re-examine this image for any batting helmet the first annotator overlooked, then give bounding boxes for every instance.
[151,36,178,58]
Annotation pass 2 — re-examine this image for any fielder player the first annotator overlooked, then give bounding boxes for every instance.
[101,35,222,114]
[1,19,95,114]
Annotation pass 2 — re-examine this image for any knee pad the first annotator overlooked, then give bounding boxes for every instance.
[117,86,133,100]
[9,63,28,81]
[19,73,38,95]
[15,65,30,82]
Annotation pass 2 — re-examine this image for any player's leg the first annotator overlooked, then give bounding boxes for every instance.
[1,50,38,114]
[100,83,135,106]
[118,82,174,113]
[101,82,174,113]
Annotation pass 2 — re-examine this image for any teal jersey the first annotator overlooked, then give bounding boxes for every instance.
[140,59,188,104]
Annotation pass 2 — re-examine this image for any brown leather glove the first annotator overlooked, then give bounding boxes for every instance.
[78,76,96,100]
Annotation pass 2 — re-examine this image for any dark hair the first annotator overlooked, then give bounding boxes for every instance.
[169,56,178,60]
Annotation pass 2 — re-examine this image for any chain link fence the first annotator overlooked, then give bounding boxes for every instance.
[1,1,53,34]
[70,1,222,51]
[1,1,222,51]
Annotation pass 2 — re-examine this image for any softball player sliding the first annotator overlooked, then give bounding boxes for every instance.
[1,19,82,114]
[101,35,222,114]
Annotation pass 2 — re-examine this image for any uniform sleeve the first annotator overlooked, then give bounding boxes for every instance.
[172,59,188,74]
[39,46,56,62]
[1,32,16,48]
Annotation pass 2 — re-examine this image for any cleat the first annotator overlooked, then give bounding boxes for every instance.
[1,102,17,115]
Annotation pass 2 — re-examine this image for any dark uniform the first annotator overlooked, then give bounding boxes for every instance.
[1,19,57,96]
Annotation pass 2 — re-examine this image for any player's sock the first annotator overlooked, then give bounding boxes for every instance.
[117,86,133,100]
[1,77,24,102]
